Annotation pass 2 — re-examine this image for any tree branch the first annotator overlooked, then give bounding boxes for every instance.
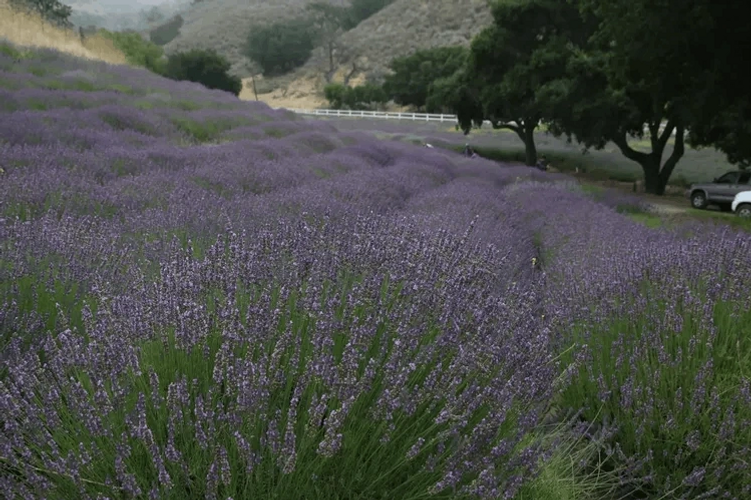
[659,124,685,185]
[657,118,675,151]
[612,130,650,164]
[491,121,521,134]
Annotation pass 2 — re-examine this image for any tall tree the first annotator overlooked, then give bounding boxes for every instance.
[163,49,242,96]
[682,1,751,168]
[540,0,718,194]
[244,18,316,76]
[382,46,468,111]
[306,2,351,75]
[433,0,589,166]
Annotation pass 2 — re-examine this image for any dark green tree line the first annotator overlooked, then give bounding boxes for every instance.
[423,0,751,192]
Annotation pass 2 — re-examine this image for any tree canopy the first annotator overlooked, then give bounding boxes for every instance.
[244,18,316,76]
[382,46,467,112]
[680,1,751,168]
[535,0,751,193]
[431,0,589,166]
[324,82,387,110]
[148,15,184,46]
[163,48,242,96]
[306,2,351,74]
[427,0,751,191]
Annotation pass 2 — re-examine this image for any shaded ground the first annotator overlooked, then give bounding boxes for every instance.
[303,116,751,230]
[309,116,737,187]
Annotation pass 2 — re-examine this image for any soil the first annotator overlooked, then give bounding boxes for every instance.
[239,74,327,110]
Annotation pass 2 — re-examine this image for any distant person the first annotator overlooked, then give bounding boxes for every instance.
[424,143,434,148]
[535,155,549,171]
[463,143,475,157]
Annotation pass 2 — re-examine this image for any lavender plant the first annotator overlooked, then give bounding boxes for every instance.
[2,41,751,500]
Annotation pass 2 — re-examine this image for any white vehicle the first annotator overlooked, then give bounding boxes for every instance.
[732,190,751,218]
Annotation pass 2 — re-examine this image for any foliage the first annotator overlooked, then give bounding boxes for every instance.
[432,0,588,166]
[97,29,166,75]
[163,49,242,96]
[681,2,751,168]
[244,18,316,76]
[9,0,72,28]
[148,14,184,46]
[139,6,166,26]
[382,46,467,111]
[324,82,387,110]
[348,0,397,28]
[536,0,716,194]
[306,2,352,74]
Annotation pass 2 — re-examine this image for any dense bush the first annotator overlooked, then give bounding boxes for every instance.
[383,46,468,111]
[324,82,387,110]
[163,49,242,96]
[348,0,396,27]
[244,18,316,76]
[97,29,167,75]
[148,14,183,46]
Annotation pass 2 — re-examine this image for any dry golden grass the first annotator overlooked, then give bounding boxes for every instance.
[240,74,328,109]
[0,1,128,65]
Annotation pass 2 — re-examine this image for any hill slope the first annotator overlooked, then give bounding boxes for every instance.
[163,0,344,77]
[63,0,190,31]
[160,0,491,105]
[304,0,492,82]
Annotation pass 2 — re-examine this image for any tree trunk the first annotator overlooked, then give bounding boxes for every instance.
[492,120,537,165]
[612,123,685,195]
[519,124,537,166]
[328,41,335,74]
[640,156,663,194]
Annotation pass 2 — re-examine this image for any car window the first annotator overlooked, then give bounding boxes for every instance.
[739,172,751,184]
[717,172,739,184]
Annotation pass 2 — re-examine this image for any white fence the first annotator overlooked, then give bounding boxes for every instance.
[287,108,676,136]
[287,108,459,123]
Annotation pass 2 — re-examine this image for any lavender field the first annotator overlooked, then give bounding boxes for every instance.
[1,43,751,500]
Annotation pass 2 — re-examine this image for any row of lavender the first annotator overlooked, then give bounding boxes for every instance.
[2,46,751,499]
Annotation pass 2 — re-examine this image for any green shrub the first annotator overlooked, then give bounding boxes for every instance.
[148,14,183,46]
[163,49,242,96]
[323,82,347,108]
[97,29,166,75]
[348,0,396,27]
[0,41,23,60]
[384,47,468,111]
[324,82,387,110]
[244,18,316,76]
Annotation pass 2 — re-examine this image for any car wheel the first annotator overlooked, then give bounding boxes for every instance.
[690,191,708,209]
[737,203,751,218]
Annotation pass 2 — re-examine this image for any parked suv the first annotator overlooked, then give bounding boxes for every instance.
[688,171,751,210]
[732,191,751,218]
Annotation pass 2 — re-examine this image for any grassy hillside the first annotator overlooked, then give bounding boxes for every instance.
[63,0,189,31]
[159,0,490,97]
[0,2,127,64]
[304,0,492,82]
[163,0,338,77]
